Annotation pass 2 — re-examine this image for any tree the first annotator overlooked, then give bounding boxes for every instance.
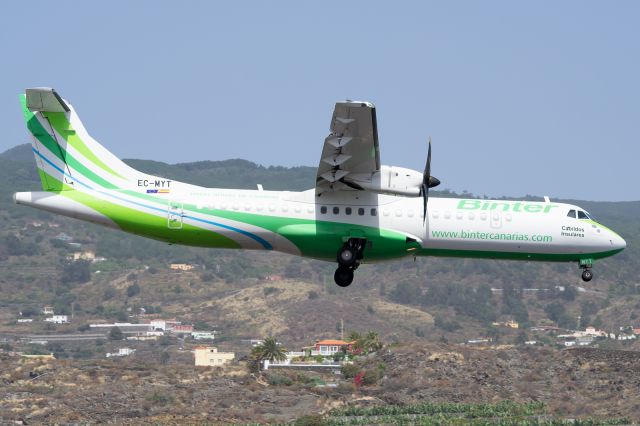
[363,331,382,352]
[515,330,528,345]
[347,331,362,342]
[109,326,123,340]
[252,337,287,363]
[561,285,577,301]
[61,260,91,284]
[248,337,287,372]
[103,287,116,301]
[126,283,141,298]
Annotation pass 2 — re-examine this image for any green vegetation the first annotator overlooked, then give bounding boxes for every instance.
[324,401,630,425]
[109,326,123,341]
[249,336,288,372]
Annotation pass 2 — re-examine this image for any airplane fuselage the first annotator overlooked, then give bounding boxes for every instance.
[15,183,626,265]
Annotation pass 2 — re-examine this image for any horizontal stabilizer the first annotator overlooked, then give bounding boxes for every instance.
[25,88,69,112]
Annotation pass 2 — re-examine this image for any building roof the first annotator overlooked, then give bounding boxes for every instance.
[316,339,352,346]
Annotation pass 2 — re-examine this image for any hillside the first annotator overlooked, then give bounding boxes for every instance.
[1,143,640,423]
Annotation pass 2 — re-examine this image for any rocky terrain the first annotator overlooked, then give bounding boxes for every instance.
[1,344,639,424]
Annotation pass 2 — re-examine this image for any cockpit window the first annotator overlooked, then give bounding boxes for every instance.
[567,209,576,218]
[577,210,589,219]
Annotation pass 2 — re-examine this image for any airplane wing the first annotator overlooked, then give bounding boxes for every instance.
[315,101,380,194]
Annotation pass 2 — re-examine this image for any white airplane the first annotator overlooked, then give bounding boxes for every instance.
[15,88,626,286]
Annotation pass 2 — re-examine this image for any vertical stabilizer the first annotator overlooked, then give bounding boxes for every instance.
[22,87,138,191]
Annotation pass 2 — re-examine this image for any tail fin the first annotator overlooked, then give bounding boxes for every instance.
[22,87,137,191]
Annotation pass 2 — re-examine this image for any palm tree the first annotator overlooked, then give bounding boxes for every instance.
[364,331,382,352]
[252,336,287,363]
[347,331,362,343]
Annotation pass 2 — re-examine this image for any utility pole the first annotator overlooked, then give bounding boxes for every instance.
[577,315,581,331]
[340,318,344,341]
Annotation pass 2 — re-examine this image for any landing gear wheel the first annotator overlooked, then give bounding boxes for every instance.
[581,269,594,282]
[338,247,357,267]
[334,266,354,287]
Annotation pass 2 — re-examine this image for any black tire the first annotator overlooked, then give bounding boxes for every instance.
[334,266,354,287]
[581,269,593,282]
[337,247,356,267]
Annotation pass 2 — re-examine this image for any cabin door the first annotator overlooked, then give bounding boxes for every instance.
[168,201,183,229]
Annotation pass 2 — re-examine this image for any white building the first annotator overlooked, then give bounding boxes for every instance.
[191,331,216,340]
[106,347,136,358]
[150,319,166,331]
[45,315,69,324]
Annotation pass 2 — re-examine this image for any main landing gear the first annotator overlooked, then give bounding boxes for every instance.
[580,259,594,282]
[334,238,366,287]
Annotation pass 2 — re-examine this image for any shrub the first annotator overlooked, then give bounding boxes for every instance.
[341,363,359,379]
[362,368,381,385]
[61,260,91,284]
[146,391,174,406]
[126,283,140,297]
[109,326,123,341]
[263,286,279,296]
[102,287,116,301]
[294,415,325,426]
[267,373,292,386]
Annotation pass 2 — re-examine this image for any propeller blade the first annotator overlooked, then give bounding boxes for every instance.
[422,138,432,223]
[422,183,428,224]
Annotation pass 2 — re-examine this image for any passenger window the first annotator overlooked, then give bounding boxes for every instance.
[578,210,589,219]
[333,207,340,214]
[567,210,576,218]
[358,208,365,216]
[320,206,327,214]
[345,207,352,215]
[370,208,377,216]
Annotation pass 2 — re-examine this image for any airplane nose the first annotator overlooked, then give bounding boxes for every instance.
[612,234,626,251]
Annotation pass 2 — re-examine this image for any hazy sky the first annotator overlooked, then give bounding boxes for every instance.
[1,2,638,201]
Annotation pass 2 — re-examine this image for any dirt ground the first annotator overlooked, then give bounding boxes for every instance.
[2,344,639,424]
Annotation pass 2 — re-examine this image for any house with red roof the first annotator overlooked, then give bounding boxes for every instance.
[314,339,354,356]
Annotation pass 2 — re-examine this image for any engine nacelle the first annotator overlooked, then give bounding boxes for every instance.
[345,165,423,196]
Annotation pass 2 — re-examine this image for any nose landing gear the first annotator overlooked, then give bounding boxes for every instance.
[334,238,366,287]
[581,269,594,282]
[580,259,594,282]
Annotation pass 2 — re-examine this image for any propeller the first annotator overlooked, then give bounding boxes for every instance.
[420,137,440,223]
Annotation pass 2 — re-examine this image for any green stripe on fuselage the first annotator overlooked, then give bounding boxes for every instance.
[417,247,624,262]
[204,209,414,261]
[40,171,239,249]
